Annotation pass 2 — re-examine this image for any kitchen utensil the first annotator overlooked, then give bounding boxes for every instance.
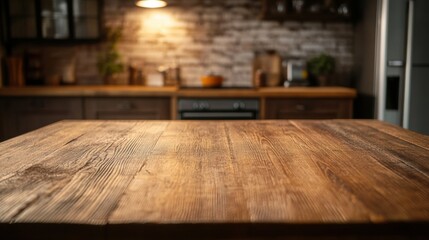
[201,75,223,88]
[253,50,282,87]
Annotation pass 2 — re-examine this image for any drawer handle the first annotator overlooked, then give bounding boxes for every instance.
[295,104,306,111]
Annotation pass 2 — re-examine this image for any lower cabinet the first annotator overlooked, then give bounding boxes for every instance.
[0,97,83,141]
[265,98,353,119]
[0,97,171,141]
[84,97,171,120]
[0,95,354,141]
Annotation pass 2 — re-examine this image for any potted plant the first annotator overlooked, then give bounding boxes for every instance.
[307,53,335,86]
[97,27,124,85]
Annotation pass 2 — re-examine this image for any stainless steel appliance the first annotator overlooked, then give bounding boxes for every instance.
[376,0,429,134]
[283,58,309,87]
[178,99,259,120]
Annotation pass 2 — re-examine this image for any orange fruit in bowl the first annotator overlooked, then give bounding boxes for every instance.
[201,75,223,88]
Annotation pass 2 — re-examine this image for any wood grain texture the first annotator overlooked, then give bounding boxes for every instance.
[0,120,427,239]
[0,121,169,225]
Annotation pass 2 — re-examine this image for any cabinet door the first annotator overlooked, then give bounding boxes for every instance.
[0,97,83,141]
[40,0,70,39]
[6,0,38,39]
[265,98,353,119]
[84,98,171,120]
[4,0,101,41]
[73,0,100,39]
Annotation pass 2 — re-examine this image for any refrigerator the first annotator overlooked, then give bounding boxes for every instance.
[377,0,429,135]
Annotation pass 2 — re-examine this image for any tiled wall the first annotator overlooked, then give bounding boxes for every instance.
[14,0,355,87]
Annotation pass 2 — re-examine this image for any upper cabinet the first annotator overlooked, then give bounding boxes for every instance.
[3,0,101,42]
[261,0,355,22]
[7,0,38,39]
[73,0,100,39]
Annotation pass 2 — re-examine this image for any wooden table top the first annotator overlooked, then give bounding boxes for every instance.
[0,120,428,239]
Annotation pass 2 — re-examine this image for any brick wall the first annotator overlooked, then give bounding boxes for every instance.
[13,0,355,86]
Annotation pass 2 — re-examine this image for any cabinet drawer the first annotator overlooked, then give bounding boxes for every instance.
[84,97,170,120]
[0,97,83,140]
[265,98,353,119]
[2,97,81,111]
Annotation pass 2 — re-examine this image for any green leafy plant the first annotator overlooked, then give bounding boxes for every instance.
[97,27,124,78]
[307,53,335,76]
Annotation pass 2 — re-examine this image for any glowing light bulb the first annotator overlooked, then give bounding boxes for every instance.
[136,0,167,8]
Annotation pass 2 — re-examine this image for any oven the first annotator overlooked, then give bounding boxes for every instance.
[178,99,259,120]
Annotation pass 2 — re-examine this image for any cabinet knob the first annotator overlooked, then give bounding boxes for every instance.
[199,102,210,110]
[233,102,246,110]
[192,102,199,110]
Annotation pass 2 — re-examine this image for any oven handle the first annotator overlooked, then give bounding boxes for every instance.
[180,111,257,120]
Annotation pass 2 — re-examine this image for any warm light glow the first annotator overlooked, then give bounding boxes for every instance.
[136,0,167,8]
[142,12,175,33]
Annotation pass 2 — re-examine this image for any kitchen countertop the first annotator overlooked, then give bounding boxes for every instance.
[0,120,428,239]
[0,86,357,98]
[0,86,178,97]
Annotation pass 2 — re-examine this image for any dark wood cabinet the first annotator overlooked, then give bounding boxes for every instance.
[0,96,171,141]
[265,98,353,119]
[84,97,171,120]
[261,0,355,22]
[0,87,355,141]
[2,0,101,42]
[0,97,83,140]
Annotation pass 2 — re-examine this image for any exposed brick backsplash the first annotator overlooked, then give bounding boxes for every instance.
[12,0,355,87]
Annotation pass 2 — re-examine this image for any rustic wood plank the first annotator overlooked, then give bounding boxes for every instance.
[108,121,250,223]
[0,121,168,224]
[223,121,376,222]
[315,120,429,179]
[356,120,429,151]
[287,120,429,221]
[0,121,100,179]
[108,120,429,224]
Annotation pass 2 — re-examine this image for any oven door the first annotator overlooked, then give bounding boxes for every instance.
[180,111,258,120]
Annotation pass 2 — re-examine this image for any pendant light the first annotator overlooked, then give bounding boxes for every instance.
[136,0,167,8]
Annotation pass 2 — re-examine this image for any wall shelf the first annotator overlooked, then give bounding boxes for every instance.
[261,0,355,22]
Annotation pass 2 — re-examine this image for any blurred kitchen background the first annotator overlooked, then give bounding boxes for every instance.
[0,0,355,86]
[0,0,428,134]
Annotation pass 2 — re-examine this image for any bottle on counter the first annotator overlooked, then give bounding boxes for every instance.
[164,58,181,87]
[61,59,76,85]
[128,64,144,85]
